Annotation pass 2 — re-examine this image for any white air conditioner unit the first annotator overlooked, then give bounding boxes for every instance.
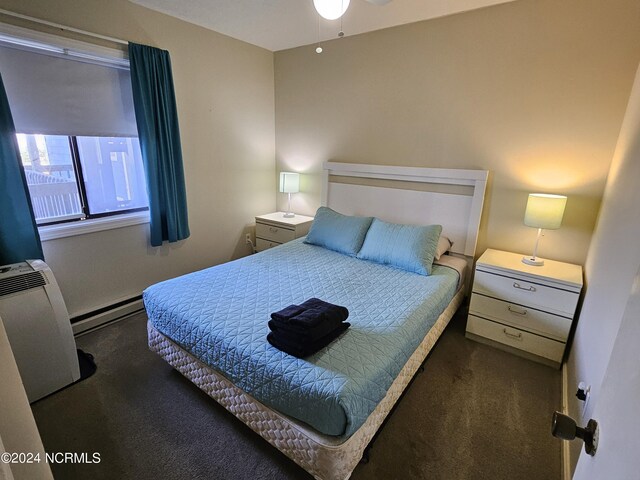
[0,259,80,402]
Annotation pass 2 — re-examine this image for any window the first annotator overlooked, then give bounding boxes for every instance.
[17,133,148,225]
[76,137,148,215]
[0,23,145,231]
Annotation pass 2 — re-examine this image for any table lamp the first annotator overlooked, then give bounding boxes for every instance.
[522,193,567,266]
[279,172,300,218]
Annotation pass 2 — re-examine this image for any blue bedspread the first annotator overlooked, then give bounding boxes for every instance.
[144,239,459,437]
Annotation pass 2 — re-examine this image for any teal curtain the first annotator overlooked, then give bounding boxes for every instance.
[0,72,43,265]
[128,42,190,247]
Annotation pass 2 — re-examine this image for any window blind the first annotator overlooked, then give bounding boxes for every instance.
[0,33,137,137]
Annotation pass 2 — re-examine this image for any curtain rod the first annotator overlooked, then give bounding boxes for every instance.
[0,8,129,46]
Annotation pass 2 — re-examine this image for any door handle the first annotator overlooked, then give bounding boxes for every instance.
[551,411,598,456]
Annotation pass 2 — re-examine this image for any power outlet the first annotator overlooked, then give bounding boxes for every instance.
[245,233,252,245]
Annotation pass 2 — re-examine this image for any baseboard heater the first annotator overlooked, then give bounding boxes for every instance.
[71,295,144,336]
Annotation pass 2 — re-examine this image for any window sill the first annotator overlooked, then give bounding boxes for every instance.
[39,211,150,241]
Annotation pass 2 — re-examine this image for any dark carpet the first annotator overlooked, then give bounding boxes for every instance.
[31,307,561,480]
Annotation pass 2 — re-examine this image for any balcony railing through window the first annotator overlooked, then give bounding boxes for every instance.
[17,133,148,226]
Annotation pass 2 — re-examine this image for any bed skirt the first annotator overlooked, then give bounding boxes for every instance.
[147,288,464,480]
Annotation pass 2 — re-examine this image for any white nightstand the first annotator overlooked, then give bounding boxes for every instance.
[466,248,583,368]
[255,212,314,252]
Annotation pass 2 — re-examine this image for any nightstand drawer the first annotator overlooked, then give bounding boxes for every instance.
[256,238,281,251]
[256,222,296,243]
[473,270,579,317]
[469,294,571,341]
[467,315,564,363]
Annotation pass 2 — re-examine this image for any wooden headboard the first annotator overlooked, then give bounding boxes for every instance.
[321,162,488,258]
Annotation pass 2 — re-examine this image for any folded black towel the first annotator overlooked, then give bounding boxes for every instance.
[270,304,306,323]
[270,298,349,328]
[299,298,349,325]
[267,322,350,358]
[269,307,343,338]
[268,298,350,356]
[269,315,346,344]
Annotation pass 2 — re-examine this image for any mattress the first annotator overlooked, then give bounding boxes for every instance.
[144,238,460,437]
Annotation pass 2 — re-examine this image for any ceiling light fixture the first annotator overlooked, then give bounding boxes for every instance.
[312,0,391,52]
[313,0,351,20]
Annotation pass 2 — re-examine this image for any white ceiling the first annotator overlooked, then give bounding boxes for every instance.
[129,0,519,52]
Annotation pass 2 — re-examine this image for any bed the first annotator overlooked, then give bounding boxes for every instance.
[145,162,488,480]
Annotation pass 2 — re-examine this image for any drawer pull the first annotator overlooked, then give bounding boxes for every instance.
[507,305,528,316]
[269,227,279,233]
[503,328,523,341]
[513,282,536,292]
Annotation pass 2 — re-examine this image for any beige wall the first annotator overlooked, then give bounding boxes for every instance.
[0,0,276,317]
[3,0,639,313]
[274,0,640,266]
[566,62,640,474]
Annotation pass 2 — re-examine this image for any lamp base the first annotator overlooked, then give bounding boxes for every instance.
[522,256,544,266]
[282,212,295,218]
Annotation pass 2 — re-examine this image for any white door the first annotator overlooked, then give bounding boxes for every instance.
[573,267,640,478]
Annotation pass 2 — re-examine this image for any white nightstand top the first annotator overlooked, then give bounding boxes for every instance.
[256,212,314,227]
[477,249,583,289]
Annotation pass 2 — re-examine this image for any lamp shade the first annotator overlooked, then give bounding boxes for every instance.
[313,0,351,20]
[524,193,567,230]
[279,172,300,194]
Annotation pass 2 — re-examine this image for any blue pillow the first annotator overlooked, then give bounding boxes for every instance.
[357,219,442,275]
[304,207,373,256]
